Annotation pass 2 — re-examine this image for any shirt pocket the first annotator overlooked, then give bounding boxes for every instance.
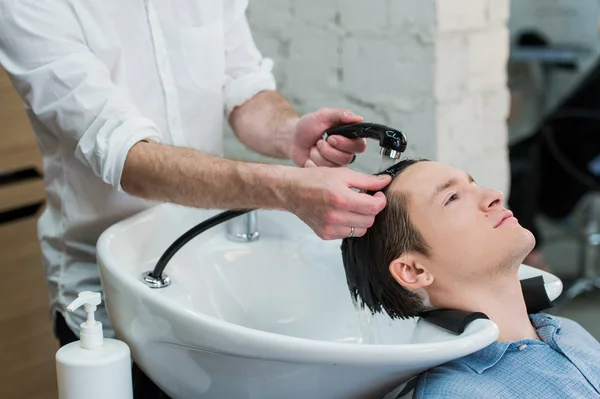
[179,21,226,93]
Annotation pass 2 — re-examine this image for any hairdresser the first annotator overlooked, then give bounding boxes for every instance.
[0,0,391,378]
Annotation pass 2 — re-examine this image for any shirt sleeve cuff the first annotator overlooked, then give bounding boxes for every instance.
[75,116,163,192]
[223,57,277,118]
[113,129,163,193]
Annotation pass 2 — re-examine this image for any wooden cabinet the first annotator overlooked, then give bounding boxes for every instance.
[0,67,58,399]
[0,66,45,223]
[0,66,44,170]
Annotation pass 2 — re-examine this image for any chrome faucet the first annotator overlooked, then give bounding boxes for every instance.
[225,210,259,242]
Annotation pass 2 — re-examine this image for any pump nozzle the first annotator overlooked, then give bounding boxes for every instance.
[66,291,104,349]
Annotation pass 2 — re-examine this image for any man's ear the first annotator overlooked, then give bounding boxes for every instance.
[389,255,433,291]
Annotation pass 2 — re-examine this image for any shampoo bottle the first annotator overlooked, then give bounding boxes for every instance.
[55,291,133,399]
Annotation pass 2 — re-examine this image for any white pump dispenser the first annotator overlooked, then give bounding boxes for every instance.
[55,291,133,399]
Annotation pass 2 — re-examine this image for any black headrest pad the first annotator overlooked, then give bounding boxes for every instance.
[419,276,553,335]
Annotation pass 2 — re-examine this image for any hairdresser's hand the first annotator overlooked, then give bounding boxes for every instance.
[285,167,392,240]
[288,107,367,168]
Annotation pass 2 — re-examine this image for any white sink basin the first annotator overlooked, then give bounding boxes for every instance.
[97,203,563,399]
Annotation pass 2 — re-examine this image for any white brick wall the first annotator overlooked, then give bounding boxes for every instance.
[435,0,511,193]
[487,0,510,26]
[467,27,510,92]
[293,0,337,28]
[286,27,340,102]
[339,0,388,35]
[437,0,487,32]
[389,0,436,38]
[226,0,511,194]
[245,0,292,33]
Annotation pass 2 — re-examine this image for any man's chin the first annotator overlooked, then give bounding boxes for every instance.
[515,232,537,266]
[501,228,536,271]
[522,228,537,252]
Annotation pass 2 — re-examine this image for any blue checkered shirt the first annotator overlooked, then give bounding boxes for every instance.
[414,313,600,398]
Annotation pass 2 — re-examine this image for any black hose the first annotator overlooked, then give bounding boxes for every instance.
[150,209,251,279]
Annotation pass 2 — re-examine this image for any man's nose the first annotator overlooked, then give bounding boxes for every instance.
[481,188,504,210]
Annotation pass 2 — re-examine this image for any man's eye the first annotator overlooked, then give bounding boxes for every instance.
[446,193,459,205]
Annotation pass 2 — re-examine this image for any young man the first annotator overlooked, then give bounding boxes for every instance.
[342,159,600,398]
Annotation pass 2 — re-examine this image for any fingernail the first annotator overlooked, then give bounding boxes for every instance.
[378,174,390,180]
[329,137,338,146]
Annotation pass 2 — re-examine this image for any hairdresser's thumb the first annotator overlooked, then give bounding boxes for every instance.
[348,172,392,191]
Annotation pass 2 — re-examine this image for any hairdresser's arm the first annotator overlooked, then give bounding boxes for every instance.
[229,91,368,167]
[121,142,391,239]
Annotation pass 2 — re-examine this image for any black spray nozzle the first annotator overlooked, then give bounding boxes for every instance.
[322,123,407,158]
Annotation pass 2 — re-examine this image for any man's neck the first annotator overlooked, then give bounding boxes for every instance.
[467,273,540,342]
[477,273,540,341]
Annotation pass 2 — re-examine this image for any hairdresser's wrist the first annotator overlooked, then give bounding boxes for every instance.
[275,116,301,161]
[271,166,305,213]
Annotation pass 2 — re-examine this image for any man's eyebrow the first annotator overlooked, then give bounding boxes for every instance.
[431,173,475,202]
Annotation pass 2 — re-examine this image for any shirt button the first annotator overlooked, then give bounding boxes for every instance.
[518,344,527,351]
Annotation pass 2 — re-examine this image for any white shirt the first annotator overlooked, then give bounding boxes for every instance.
[0,0,276,337]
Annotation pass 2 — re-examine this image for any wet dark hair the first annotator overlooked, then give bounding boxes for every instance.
[341,159,431,319]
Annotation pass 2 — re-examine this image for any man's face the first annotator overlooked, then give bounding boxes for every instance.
[391,161,535,283]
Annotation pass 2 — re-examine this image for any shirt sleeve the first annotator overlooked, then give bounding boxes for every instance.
[0,1,162,191]
[221,0,277,118]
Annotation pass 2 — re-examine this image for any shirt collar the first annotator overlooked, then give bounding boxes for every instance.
[456,313,561,374]
[457,341,511,374]
[529,313,561,331]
